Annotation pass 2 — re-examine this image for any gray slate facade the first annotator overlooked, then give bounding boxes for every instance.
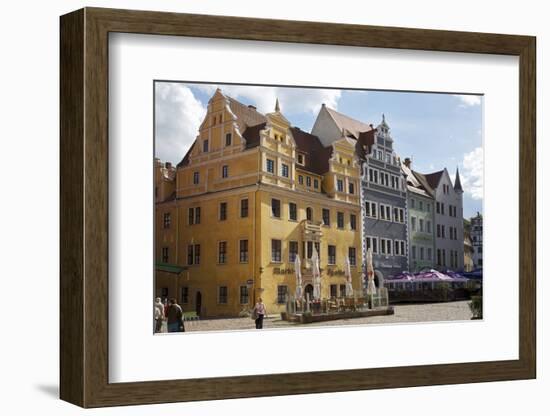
[360,117,408,283]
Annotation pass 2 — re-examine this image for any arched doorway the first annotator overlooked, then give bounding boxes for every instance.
[195,291,202,316]
[374,270,384,289]
[304,284,314,300]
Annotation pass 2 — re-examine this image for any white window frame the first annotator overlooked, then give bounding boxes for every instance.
[366,236,379,254]
[365,201,378,218]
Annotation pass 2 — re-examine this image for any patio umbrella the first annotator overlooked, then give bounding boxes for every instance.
[366,248,377,296]
[294,254,303,299]
[345,256,354,297]
[311,245,321,300]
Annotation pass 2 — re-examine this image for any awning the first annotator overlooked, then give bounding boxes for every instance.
[156,263,187,274]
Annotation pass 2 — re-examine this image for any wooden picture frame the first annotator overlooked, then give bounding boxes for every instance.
[60,7,536,408]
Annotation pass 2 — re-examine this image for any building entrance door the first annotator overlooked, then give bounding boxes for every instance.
[304,284,314,300]
[195,291,202,316]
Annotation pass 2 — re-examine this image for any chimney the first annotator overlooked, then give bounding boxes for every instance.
[248,104,256,110]
[404,158,412,168]
[369,124,374,129]
[165,162,172,169]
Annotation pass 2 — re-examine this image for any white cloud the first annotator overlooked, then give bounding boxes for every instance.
[454,94,482,107]
[195,84,341,115]
[155,83,206,165]
[461,146,483,200]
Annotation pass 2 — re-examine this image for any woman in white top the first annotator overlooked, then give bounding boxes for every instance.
[253,298,267,329]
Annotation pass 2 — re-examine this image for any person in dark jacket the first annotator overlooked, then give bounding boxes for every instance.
[166,298,184,333]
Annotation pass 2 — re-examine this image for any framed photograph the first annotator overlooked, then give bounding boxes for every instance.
[60,7,536,408]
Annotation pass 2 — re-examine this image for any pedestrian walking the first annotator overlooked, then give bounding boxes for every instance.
[166,298,185,333]
[154,297,164,333]
[253,298,267,329]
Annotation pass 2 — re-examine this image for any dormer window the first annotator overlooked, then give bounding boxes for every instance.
[297,154,305,165]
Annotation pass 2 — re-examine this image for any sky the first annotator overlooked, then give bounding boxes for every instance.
[155,82,483,219]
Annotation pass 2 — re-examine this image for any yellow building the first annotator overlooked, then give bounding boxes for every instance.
[155,89,363,318]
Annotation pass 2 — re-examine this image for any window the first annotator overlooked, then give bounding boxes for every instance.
[225,133,232,146]
[379,204,391,221]
[441,225,446,239]
[478,246,482,253]
[219,202,227,221]
[411,198,416,209]
[337,179,344,192]
[427,248,432,260]
[419,218,424,232]
[289,202,297,221]
[163,212,171,229]
[322,208,330,226]
[436,202,440,214]
[218,286,228,304]
[330,285,338,298]
[222,165,229,178]
[298,175,304,185]
[297,154,304,165]
[380,238,392,255]
[385,153,392,163]
[203,139,209,152]
[337,212,344,228]
[393,207,405,223]
[420,247,425,260]
[306,176,312,187]
[427,221,432,233]
[368,168,375,183]
[437,224,441,238]
[181,287,189,304]
[306,207,313,221]
[271,199,281,218]
[340,284,346,298]
[194,244,200,265]
[289,241,298,262]
[427,203,431,213]
[442,249,447,266]
[240,199,249,218]
[348,182,355,194]
[187,244,201,265]
[266,158,275,174]
[239,240,249,263]
[328,245,336,265]
[193,171,199,185]
[437,249,442,266]
[281,163,289,178]
[349,247,356,266]
[411,245,417,260]
[441,203,445,214]
[365,201,377,218]
[277,286,288,304]
[394,240,405,256]
[161,247,169,263]
[271,239,282,262]
[187,207,201,225]
[218,241,227,264]
[350,214,357,230]
[314,179,319,189]
[411,216,417,231]
[366,236,378,254]
[419,201,424,211]
[385,173,391,187]
[240,286,249,305]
